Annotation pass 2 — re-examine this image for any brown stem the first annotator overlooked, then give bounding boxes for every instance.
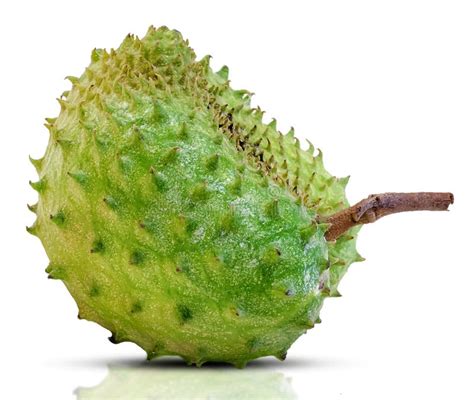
[323,192,454,241]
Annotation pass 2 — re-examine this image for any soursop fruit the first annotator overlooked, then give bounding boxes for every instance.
[28,26,453,367]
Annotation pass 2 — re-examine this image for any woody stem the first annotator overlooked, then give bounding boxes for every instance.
[323,192,454,241]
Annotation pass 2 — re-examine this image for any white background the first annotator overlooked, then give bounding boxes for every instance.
[1,1,473,399]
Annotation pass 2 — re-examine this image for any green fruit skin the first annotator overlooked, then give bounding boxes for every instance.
[28,26,362,367]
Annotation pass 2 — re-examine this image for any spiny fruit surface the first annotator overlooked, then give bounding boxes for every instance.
[28,26,361,367]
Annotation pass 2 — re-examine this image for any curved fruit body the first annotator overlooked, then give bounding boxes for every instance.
[28,26,361,367]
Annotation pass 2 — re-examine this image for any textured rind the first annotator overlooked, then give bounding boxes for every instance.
[28,26,362,367]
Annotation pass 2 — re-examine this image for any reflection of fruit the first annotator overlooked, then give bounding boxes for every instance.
[29,25,453,367]
[75,364,296,400]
